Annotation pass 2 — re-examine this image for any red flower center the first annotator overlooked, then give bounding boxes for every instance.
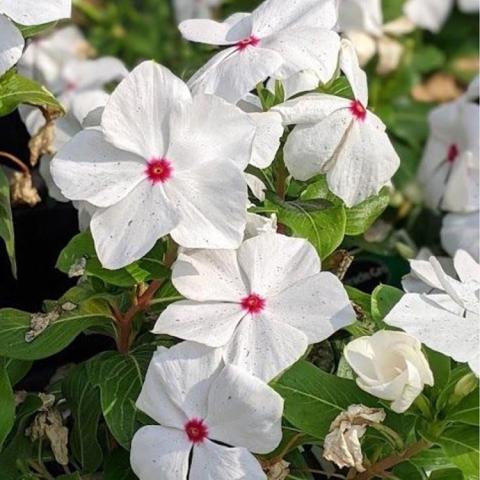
[236,35,260,51]
[240,293,266,314]
[146,158,172,184]
[349,100,367,121]
[184,418,208,444]
[447,144,459,163]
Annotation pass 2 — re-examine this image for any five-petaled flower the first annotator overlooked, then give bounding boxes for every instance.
[154,232,355,381]
[131,341,283,480]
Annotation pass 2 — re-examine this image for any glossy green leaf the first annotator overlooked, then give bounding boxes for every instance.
[104,448,137,480]
[0,359,15,451]
[371,284,404,323]
[0,168,16,277]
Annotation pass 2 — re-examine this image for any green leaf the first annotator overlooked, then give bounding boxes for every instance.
[87,345,155,449]
[104,449,137,480]
[265,195,346,260]
[371,284,404,323]
[57,474,82,480]
[4,358,31,386]
[0,299,114,360]
[411,46,446,74]
[62,363,103,473]
[426,349,451,394]
[448,389,479,426]
[0,168,16,277]
[429,468,464,480]
[0,70,64,117]
[16,21,57,38]
[392,461,427,480]
[0,359,15,451]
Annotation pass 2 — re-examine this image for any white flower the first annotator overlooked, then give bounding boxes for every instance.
[154,232,355,381]
[180,0,341,103]
[131,341,283,480]
[418,96,479,213]
[344,331,434,413]
[323,405,386,472]
[18,26,92,93]
[339,0,415,74]
[0,0,71,76]
[385,250,480,376]
[441,212,480,262]
[245,212,277,239]
[404,0,479,33]
[51,61,256,269]
[273,40,400,207]
[173,0,222,23]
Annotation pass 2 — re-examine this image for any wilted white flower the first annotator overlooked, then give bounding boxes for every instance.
[418,96,479,213]
[180,0,341,103]
[131,341,283,480]
[154,232,355,381]
[404,0,479,33]
[441,212,480,262]
[344,330,434,413]
[323,405,386,472]
[385,251,480,376]
[51,61,256,269]
[0,0,71,76]
[173,0,222,23]
[273,40,400,206]
[339,0,415,74]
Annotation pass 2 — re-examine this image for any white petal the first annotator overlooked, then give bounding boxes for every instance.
[403,0,453,32]
[454,250,480,284]
[137,342,223,422]
[91,181,178,269]
[272,70,320,100]
[407,258,446,292]
[237,233,321,298]
[458,0,480,12]
[265,28,340,84]
[188,46,283,104]
[51,129,146,208]
[344,31,377,67]
[0,0,71,25]
[191,440,266,480]
[245,173,267,201]
[167,159,248,249]
[102,61,192,160]
[171,249,248,302]
[441,212,479,262]
[267,272,355,343]
[130,426,191,480]
[0,15,23,76]
[179,13,253,45]
[153,301,246,348]
[40,155,68,202]
[376,36,404,75]
[69,90,109,125]
[338,0,383,35]
[283,108,351,181]
[340,38,368,105]
[385,293,479,367]
[249,111,283,169]
[205,364,283,453]
[327,115,400,206]
[225,314,309,381]
[252,0,338,37]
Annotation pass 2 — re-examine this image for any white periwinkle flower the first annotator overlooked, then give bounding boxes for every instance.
[418,96,479,213]
[273,40,400,207]
[180,0,341,103]
[154,232,355,381]
[0,0,71,76]
[51,61,256,270]
[404,0,479,33]
[385,251,480,376]
[173,0,222,23]
[441,212,480,262]
[344,331,434,413]
[131,341,283,480]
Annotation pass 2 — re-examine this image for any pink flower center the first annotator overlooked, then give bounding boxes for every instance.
[350,100,367,121]
[66,81,77,92]
[241,293,266,314]
[184,418,208,444]
[236,35,260,51]
[447,144,459,163]
[145,158,172,184]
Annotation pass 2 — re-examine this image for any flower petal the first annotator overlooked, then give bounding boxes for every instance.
[403,0,453,32]
[0,15,23,76]
[90,181,178,269]
[0,0,71,25]
[454,250,480,284]
[267,272,355,343]
[249,111,283,169]
[153,301,246,348]
[339,38,368,105]
[130,426,191,480]
[237,233,321,297]
[191,439,266,480]
[51,129,146,208]
[224,314,309,381]
[102,61,192,160]
[205,364,283,453]
[441,212,479,262]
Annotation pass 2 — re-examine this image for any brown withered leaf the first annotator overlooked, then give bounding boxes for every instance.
[411,73,463,103]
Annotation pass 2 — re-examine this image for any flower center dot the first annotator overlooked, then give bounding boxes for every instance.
[241,293,266,314]
[236,35,260,51]
[146,158,172,184]
[447,144,459,163]
[349,100,367,121]
[184,418,208,444]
